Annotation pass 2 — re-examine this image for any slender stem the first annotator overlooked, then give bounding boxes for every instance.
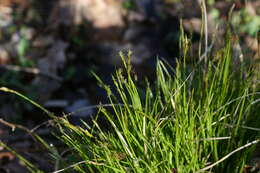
[195,139,260,173]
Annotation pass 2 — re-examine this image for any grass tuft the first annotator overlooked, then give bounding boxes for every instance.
[1,33,260,173]
[50,38,260,172]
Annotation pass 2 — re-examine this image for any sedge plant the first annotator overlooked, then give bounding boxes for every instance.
[52,32,260,172]
[1,31,260,173]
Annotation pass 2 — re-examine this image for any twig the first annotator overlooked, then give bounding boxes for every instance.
[52,160,104,173]
[201,0,208,62]
[0,64,63,81]
[197,136,231,142]
[195,139,260,173]
[0,118,28,133]
[65,103,128,117]
[30,103,129,132]
[30,120,53,133]
[0,118,45,148]
[223,123,260,132]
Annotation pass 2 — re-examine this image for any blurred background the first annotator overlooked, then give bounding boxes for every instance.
[0,0,259,172]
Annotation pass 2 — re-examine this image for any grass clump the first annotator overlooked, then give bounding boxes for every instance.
[1,33,260,173]
[50,35,260,172]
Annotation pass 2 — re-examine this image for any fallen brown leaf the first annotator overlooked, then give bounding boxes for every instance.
[0,152,15,164]
[49,0,125,28]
